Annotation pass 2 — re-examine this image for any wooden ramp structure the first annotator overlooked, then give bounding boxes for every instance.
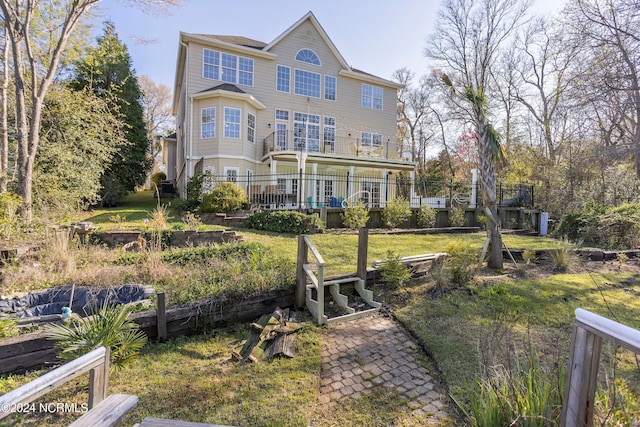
[296,229,381,325]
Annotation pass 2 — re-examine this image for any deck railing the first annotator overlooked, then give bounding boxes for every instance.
[262,131,399,160]
[197,172,535,211]
[562,309,640,426]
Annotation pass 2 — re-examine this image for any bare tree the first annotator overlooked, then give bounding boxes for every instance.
[512,18,582,164]
[426,0,530,269]
[565,0,640,177]
[0,0,181,221]
[139,74,173,170]
[394,68,435,171]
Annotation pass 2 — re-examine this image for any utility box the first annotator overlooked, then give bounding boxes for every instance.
[539,212,549,236]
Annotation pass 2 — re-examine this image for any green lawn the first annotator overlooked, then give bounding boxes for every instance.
[7,191,624,425]
[75,190,187,231]
[391,262,640,423]
[0,325,321,427]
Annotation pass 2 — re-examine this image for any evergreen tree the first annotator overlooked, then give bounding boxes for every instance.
[71,22,151,206]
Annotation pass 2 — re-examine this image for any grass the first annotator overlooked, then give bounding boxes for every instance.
[6,191,631,425]
[0,325,321,427]
[390,261,640,423]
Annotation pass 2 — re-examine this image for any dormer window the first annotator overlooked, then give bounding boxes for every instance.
[295,49,321,65]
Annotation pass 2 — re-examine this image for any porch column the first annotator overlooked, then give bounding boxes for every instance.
[410,170,417,208]
[270,159,277,185]
[349,165,356,201]
[470,168,478,208]
[381,168,388,207]
[297,153,307,209]
[308,163,318,208]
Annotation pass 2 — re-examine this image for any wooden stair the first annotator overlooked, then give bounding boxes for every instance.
[305,275,381,325]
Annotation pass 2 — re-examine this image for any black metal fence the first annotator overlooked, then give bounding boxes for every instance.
[201,172,534,210]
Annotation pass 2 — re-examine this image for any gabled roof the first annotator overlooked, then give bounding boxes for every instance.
[173,12,403,112]
[263,11,350,70]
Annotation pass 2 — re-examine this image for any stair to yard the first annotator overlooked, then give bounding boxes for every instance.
[297,233,380,325]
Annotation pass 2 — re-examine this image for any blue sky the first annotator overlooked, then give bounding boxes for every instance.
[94,0,565,92]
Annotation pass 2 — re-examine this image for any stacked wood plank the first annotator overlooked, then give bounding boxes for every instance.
[233,308,303,362]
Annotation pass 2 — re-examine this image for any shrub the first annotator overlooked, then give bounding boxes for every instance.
[556,202,640,249]
[44,302,147,368]
[417,205,437,228]
[172,172,207,212]
[341,201,369,229]
[549,245,571,272]
[382,197,411,228]
[449,205,466,227]
[151,171,166,189]
[522,249,536,265]
[379,250,412,289]
[0,192,22,241]
[245,210,322,234]
[445,239,478,286]
[200,182,247,213]
[476,213,487,229]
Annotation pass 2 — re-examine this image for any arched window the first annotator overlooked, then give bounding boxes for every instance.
[295,49,321,65]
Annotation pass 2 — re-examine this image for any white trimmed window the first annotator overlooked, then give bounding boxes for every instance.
[324,75,336,101]
[295,49,321,65]
[224,167,239,183]
[224,107,241,139]
[361,83,383,110]
[201,107,216,139]
[203,48,254,86]
[294,69,321,98]
[276,65,290,92]
[247,113,256,143]
[361,132,383,147]
[324,117,336,152]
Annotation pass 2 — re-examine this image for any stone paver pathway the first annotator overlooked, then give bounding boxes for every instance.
[314,312,452,425]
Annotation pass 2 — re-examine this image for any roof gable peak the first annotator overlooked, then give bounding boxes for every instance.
[264,11,350,70]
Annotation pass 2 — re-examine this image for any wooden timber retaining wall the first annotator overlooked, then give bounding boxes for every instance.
[0,289,294,375]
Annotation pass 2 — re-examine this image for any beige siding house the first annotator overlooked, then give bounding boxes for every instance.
[166,11,415,209]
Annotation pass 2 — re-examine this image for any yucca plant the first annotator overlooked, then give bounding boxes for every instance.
[44,302,147,368]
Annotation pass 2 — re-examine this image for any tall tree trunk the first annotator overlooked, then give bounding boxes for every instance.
[0,31,8,193]
[474,105,503,269]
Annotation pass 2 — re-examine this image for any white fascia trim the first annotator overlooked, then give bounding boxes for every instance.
[191,90,266,110]
[181,32,276,60]
[339,69,404,89]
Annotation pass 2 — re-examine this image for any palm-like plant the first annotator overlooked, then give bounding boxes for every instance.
[44,302,147,368]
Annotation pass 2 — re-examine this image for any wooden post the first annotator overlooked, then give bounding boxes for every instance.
[157,292,167,343]
[295,235,308,310]
[317,264,324,325]
[88,347,109,409]
[357,228,368,281]
[562,323,602,427]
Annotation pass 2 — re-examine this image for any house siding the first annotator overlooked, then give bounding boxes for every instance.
[170,13,412,199]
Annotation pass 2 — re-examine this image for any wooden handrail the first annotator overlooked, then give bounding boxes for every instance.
[303,235,325,266]
[575,308,640,353]
[562,309,640,426]
[0,346,109,419]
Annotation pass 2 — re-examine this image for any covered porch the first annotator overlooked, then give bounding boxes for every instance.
[251,151,415,210]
